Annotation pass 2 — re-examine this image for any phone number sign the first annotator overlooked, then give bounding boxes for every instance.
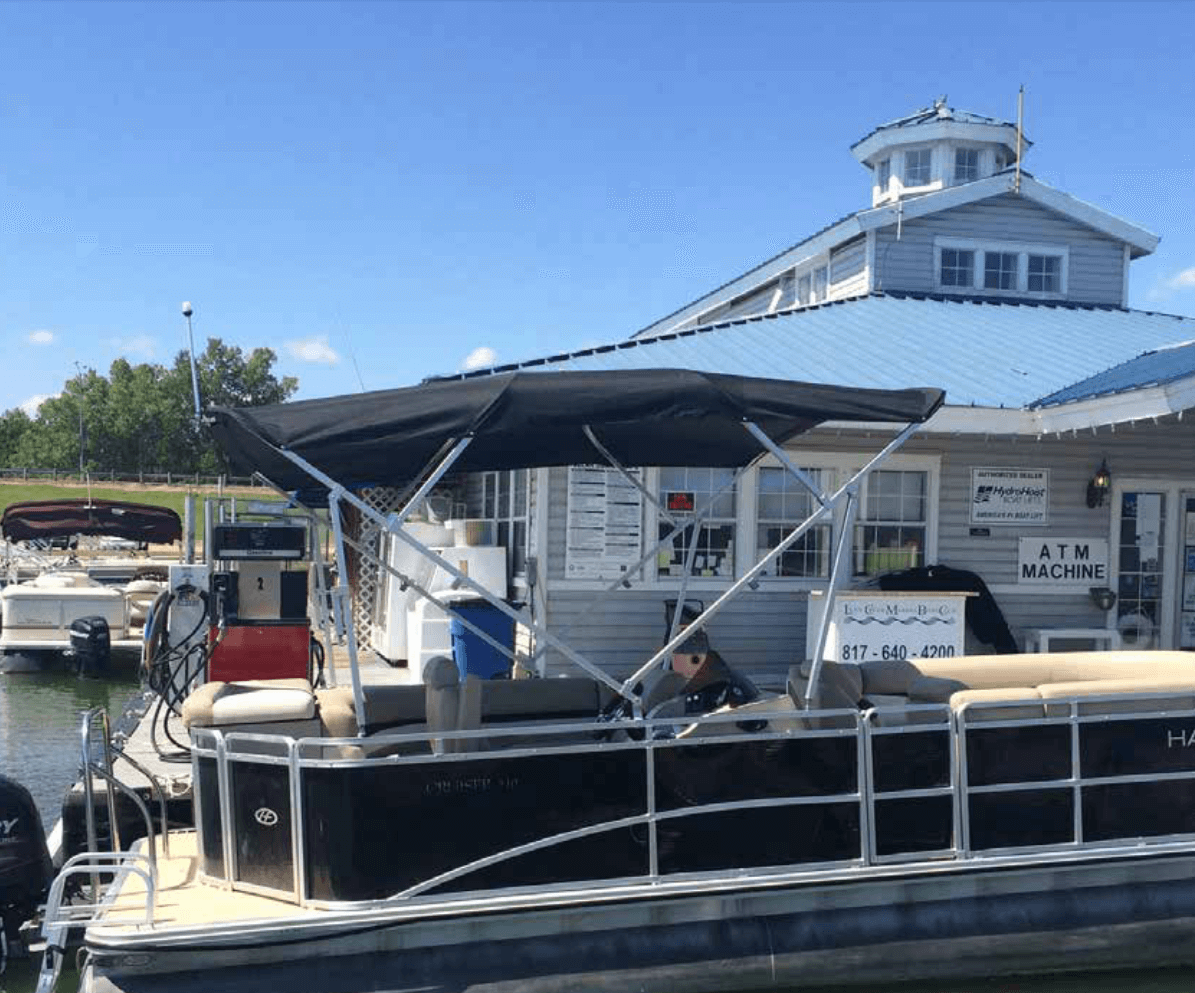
[821,593,967,663]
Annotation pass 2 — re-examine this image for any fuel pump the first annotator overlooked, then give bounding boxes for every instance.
[207,522,312,683]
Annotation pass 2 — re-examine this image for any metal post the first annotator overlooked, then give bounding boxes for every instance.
[183,494,195,564]
[327,490,366,733]
[805,489,858,710]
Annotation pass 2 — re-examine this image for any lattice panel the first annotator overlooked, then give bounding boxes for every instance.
[348,485,405,657]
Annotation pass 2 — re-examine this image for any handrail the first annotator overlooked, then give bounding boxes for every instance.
[194,691,1195,912]
[37,851,155,993]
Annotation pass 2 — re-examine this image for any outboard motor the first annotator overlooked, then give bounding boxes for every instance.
[0,774,51,948]
[69,615,111,677]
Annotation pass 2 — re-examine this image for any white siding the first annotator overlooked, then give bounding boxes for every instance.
[829,236,867,299]
[874,195,1127,305]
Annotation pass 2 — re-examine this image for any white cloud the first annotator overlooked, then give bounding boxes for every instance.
[462,346,497,371]
[27,330,55,345]
[109,335,158,358]
[285,334,341,365]
[19,393,58,417]
[1168,267,1195,290]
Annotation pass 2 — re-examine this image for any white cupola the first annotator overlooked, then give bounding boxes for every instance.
[851,97,1028,207]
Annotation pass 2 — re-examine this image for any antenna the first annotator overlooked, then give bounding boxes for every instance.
[1015,85,1024,194]
[182,301,202,420]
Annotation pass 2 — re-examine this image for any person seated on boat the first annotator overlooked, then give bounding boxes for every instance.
[644,625,759,716]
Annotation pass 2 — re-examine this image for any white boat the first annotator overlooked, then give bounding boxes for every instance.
[0,499,180,672]
[32,369,1195,992]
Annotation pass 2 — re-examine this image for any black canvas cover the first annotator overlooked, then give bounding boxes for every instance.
[208,369,944,496]
[1,499,182,544]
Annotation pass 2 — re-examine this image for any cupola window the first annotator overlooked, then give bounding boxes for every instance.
[954,148,979,184]
[877,158,891,194]
[904,148,932,187]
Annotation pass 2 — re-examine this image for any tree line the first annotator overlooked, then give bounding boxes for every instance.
[0,339,298,476]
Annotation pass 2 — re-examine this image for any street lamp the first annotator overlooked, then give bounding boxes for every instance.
[73,361,85,477]
[182,301,201,420]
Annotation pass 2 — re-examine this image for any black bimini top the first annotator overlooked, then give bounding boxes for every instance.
[1,499,182,544]
[208,369,945,497]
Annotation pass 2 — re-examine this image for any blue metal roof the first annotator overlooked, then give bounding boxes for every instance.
[440,293,1195,411]
[1034,337,1195,408]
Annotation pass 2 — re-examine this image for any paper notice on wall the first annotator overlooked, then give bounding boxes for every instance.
[1136,493,1163,571]
[565,466,644,580]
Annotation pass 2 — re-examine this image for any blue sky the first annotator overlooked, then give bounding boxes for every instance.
[2,0,1193,413]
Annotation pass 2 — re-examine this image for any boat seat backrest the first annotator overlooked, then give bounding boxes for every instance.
[453,674,613,752]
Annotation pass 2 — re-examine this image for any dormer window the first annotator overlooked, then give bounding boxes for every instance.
[904,148,932,187]
[797,274,811,306]
[954,148,979,184]
[935,238,1069,298]
[877,158,891,194]
[994,151,1008,172]
[984,252,1017,290]
[1028,254,1062,293]
[940,248,974,288]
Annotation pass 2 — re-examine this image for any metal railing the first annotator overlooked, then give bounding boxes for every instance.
[189,687,1195,911]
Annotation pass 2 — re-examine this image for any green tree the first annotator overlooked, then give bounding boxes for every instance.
[4,338,298,475]
[0,407,32,466]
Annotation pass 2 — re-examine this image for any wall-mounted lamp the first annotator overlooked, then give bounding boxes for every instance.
[1086,459,1111,509]
[1089,586,1117,611]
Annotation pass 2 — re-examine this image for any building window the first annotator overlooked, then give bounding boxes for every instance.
[854,470,927,577]
[812,267,828,301]
[658,467,736,578]
[877,158,891,194]
[940,248,974,288]
[904,148,932,186]
[954,148,979,183]
[994,151,1008,171]
[1028,254,1062,293]
[756,467,830,578]
[984,251,1017,290]
[797,274,811,306]
[481,470,529,583]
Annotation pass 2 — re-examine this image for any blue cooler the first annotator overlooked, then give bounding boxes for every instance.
[449,599,515,680]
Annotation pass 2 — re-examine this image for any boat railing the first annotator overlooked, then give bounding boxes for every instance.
[187,687,1195,910]
[35,851,155,993]
[78,709,165,893]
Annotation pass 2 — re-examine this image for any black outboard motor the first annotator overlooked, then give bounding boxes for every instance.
[69,615,111,676]
[0,774,52,947]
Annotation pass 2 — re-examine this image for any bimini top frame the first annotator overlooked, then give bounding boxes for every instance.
[208,368,944,732]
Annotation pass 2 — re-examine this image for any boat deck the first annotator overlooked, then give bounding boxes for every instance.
[92,831,316,934]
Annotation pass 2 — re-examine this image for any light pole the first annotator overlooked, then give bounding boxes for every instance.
[73,361,85,477]
[182,301,201,420]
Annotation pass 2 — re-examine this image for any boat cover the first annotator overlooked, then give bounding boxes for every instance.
[1,499,182,544]
[208,369,945,495]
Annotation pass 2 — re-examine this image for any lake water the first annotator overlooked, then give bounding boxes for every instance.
[1,670,1193,993]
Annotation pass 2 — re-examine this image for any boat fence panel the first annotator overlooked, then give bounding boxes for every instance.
[189,693,1195,912]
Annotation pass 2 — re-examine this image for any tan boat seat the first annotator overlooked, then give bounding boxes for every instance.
[182,678,320,738]
[950,687,1043,721]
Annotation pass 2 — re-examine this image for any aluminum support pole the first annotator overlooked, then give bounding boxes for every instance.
[805,488,857,710]
[327,489,366,734]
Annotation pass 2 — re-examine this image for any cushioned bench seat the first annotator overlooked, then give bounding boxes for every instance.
[182,678,321,739]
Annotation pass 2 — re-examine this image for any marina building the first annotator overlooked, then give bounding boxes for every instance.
[370,99,1195,684]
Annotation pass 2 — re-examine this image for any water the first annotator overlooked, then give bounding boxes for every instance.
[1,671,1193,993]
